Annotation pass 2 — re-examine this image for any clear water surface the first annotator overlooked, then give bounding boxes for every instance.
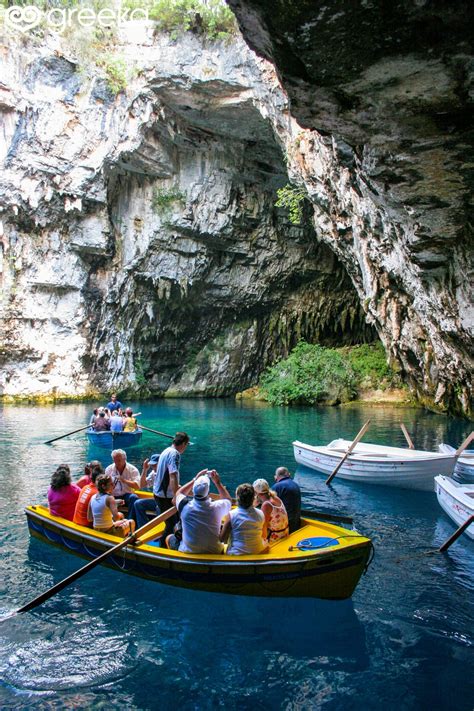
[0,400,472,710]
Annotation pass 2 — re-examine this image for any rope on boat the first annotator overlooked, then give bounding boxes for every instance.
[83,541,104,559]
[80,536,135,571]
[364,541,375,575]
[110,553,133,571]
[62,536,84,553]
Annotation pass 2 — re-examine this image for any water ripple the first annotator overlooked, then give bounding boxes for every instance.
[1,400,473,710]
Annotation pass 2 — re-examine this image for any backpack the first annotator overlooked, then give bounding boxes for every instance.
[173,496,192,543]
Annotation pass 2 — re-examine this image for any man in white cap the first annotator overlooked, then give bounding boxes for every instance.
[166,469,232,553]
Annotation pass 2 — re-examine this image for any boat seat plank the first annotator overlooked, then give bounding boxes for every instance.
[327,448,391,457]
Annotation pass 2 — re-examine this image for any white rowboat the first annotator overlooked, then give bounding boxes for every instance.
[435,475,474,539]
[439,444,474,483]
[293,438,456,491]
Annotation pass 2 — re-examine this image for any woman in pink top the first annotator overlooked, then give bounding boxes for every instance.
[47,465,81,521]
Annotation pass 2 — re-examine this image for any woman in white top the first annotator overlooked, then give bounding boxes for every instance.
[220,483,268,555]
[253,478,289,543]
[88,473,135,537]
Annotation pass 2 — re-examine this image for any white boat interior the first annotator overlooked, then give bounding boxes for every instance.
[318,438,455,461]
[439,443,474,461]
[435,476,474,539]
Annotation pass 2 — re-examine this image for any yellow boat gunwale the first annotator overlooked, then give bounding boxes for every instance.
[26,505,370,562]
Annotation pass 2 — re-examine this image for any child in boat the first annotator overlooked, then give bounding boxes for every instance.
[253,478,289,543]
[88,473,135,537]
[76,460,103,489]
[220,483,269,555]
[47,465,81,521]
[73,463,105,527]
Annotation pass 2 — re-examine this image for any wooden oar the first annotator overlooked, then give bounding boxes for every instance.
[400,422,415,449]
[455,431,474,458]
[140,425,194,445]
[139,425,175,440]
[438,515,474,552]
[4,506,177,619]
[44,424,91,445]
[325,419,371,485]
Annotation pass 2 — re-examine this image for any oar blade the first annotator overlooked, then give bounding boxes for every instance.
[6,506,178,619]
[44,424,90,445]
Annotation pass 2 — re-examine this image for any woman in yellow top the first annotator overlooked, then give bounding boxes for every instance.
[122,407,138,432]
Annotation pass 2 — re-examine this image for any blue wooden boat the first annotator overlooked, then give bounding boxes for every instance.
[86,428,143,449]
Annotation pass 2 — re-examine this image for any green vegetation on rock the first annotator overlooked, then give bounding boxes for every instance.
[99,54,128,94]
[341,342,394,386]
[152,186,186,213]
[121,0,238,41]
[133,356,149,386]
[259,341,400,406]
[260,342,357,406]
[1,0,237,92]
[275,183,308,225]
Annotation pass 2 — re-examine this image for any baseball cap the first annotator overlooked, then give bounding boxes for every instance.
[193,475,210,499]
[149,453,160,465]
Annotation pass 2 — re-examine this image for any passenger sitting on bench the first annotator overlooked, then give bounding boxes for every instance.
[166,470,232,553]
[88,474,135,537]
[73,463,105,527]
[134,454,160,529]
[220,483,269,555]
[273,466,301,533]
[253,478,289,543]
[47,465,81,521]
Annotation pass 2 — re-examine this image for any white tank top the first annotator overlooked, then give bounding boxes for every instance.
[227,506,265,555]
[90,493,114,530]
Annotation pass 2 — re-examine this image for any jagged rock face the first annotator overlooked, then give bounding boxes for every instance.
[0,31,372,399]
[228,0,474,416]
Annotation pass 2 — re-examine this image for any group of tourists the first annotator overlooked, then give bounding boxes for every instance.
[89,394,139,433]
[47,430,302,555]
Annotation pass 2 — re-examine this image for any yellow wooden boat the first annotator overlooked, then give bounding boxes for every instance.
[25,503,373,600]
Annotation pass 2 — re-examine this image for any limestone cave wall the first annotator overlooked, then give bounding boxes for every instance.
[228,0,474,416]
[0,29,372,400]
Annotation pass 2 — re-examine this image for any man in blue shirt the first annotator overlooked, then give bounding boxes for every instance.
[153,432,190,543]
[273,467,301,532]
[106,393,123,412]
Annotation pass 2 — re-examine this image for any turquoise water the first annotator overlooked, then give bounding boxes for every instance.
[0,400,473,710]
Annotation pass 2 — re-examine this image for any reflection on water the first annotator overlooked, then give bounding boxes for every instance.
[0,400,473,709]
